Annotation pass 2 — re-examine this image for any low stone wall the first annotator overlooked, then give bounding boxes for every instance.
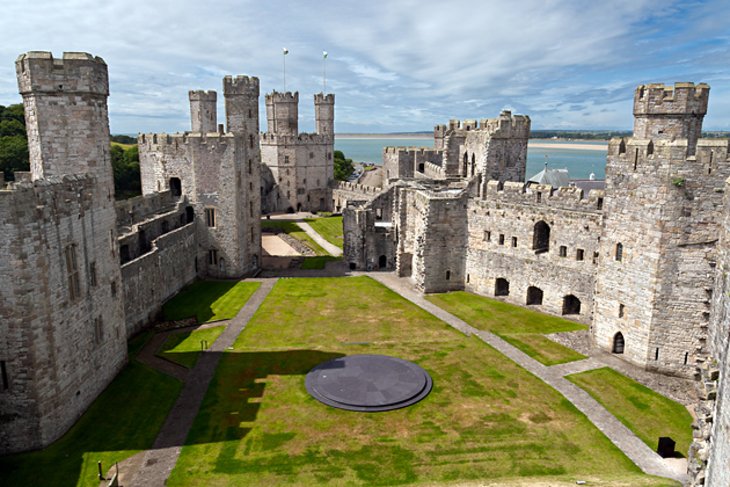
[121,222,197,337]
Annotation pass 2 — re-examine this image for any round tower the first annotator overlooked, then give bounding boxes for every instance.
[223,75,259,135]
[314,93,335,136]
[189,90,217,133]
[265,91,299,135]
[633,82,709,154]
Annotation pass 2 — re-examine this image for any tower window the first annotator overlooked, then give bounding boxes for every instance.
[618,303,625,318]
[615,243,623,261]
[65,244,81,301]
[208,249,218,266]
[511,237,517,248]
[249,134,254,149]
[576,249,584,261]
[559,246,567,257]
[498,234,505,245]
[484,230,491,242]
[248,159,252,174]
[93,316,103,344]
[533,221,550,253]
[89,262,97,287]
[1,361,8,390]
[205,208,216,227]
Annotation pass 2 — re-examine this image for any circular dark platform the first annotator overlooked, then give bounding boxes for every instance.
[305,354,433,412]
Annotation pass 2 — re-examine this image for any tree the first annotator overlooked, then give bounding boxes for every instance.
[0,104,29,179]
[333,150,354,181]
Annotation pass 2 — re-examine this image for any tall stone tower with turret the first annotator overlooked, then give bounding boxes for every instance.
[260,91,335,213]
[593,82,730,377]
[0,52,127,453]
[138,75,262,277]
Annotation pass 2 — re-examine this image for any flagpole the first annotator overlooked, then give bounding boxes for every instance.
[322,51,328,92]
[282,47,289,91]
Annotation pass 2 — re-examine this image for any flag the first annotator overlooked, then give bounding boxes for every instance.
[283,48,289,55]
[323,51,328,59]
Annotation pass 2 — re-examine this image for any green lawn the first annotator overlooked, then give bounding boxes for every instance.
[0,361,181,487]
[162,280,261,323]
[300,255,340,269]
[157,325,227,368]
[566,367,693,457]
[304,216,343,249]
[261,220,329,256]
[426,291,587,365]
[168,276,673,486]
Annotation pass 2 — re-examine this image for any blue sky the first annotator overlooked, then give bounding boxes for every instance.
[1,0,728,134]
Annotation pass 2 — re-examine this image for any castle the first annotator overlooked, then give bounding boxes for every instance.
[0,51,729,485]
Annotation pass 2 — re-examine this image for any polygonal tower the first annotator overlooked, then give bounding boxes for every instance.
[314,93,335,137]
[223,75,259,136]
[265,91,299,135]
[189,90,217,133]
[593,82,729,377]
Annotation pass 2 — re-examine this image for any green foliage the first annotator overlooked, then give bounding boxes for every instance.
[333,149,354,181]
[0,104,29,179]
[110,134,137,145]
[162,280,261,323]
[567,368,693,457]
[671,177,685,188]
[111,143,141,199]
[0,362,181,487]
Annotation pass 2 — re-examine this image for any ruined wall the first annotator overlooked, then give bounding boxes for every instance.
[121,222,197,336]
[464,181,603,321]
[332,181,381,213]
[342,189,396,270]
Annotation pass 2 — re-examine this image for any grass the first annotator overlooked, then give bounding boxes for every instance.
[426,291,587,365]
[0,361,181,487]
[300,255,340,269]
[261,220,329,255]
[111,141,136,149]
[566,367,694,456]
[162,280,261,323]
[157,325,227,368]
[168,276,673,486]
[304,216,343,250]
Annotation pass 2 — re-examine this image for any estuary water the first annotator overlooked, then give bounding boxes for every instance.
[335,136,608,180]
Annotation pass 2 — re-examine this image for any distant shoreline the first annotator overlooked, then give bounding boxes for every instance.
[336,134,607,151]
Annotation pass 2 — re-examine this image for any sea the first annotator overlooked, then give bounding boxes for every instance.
[335,137,607,180]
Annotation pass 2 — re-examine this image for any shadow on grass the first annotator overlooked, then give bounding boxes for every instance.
[162,280,252,323]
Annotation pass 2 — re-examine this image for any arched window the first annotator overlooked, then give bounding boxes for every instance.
[463,152,468,175]
[615,243,623,261]
[471,153,476,176]
[533,221,550,253]
[169,177,182,197]
[495,278,510,296]
[612,332,625,354]
[562,295,581,315]
[526,286,543,305]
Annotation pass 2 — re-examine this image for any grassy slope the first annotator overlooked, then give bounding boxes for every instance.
[0,333,181,487]
[567,367,693,456]
[157,325,227,368]
[427,291,586,365]
[169,276,672,486]
[304,216,343,250]
[162,280,261,323]
[261,220,329,255]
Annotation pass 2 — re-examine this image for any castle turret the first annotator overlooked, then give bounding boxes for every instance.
[189,90,217,133]
[314,93,334,137]
[223,75,259,135]
[633,82,709,155]
[16,51,112,190]
[265,91,299,135]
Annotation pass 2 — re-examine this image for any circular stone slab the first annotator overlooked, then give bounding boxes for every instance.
[305,354,433,412]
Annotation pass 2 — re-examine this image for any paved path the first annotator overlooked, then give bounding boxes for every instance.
[296,221,343,256]
[369,272,687,484]
[128,279,277,487]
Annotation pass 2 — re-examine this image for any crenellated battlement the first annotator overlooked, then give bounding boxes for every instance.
[0,173,98,221]
[608,136,730,163]
[138,132,238,153]
[260,132,331,145]
[433,111,530,139]
[16,51,108,96]
[189,90,217,101]
[384,146,443,155]
[266,91,299,103]
[484,179,604,212]
[223,75,259,96]
[634,82,709,117]
[314,93,335,104]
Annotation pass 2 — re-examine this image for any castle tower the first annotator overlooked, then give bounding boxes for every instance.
[16,51,113,191]
[592,82,729,377]
[265,91,299,135]
[189,90,217,133]
[223,75,259,135]
[633,82,708,155]
[2,52,126,453]
[314,93,335,137]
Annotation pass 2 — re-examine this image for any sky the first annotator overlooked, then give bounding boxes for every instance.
[1,0,729,134]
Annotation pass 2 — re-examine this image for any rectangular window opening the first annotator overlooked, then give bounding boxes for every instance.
[65,244,80,301]
[576,249,584,261]
[559,246,567,257]
[1,360,8,390]
[511,237,517,248]
[498,234,505,245]
[205,208,216,227]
